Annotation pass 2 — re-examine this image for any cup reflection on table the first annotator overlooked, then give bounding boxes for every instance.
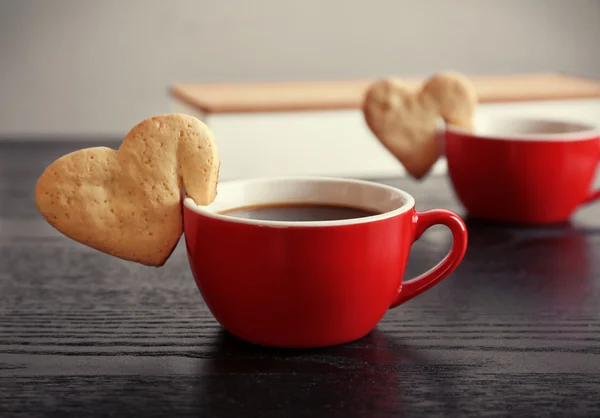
[192,329,461,417]
[447,218,596,308]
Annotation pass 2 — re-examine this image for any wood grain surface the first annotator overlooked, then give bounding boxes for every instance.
[1,140,600,417]
[169,73,600,114]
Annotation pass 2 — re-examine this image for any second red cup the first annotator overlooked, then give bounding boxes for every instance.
[445,117,600,225]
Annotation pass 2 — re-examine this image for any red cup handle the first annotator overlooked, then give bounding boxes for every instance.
[583,190,600,205]
[583,143,600,204]
[390,209,468,308]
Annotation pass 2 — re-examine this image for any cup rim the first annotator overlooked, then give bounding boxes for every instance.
[183,176,416,228]
[446,116,600,142]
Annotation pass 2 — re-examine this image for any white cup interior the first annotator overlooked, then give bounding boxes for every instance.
[184,177,415,227]
[448,116,599,141]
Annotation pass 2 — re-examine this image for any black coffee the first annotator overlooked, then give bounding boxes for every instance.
[220,203,379,222]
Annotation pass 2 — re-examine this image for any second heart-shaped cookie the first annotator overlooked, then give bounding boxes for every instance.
[363,72,477,179]
[35,114,220,267]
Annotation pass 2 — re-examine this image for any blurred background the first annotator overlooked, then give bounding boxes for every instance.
[1,0,600,179]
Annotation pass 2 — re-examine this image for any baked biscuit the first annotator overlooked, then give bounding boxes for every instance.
[35,113,220,267]
[363,72,477,179]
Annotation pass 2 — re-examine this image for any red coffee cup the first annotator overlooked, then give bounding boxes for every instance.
[183,177,467,348]
[445,117,600,225]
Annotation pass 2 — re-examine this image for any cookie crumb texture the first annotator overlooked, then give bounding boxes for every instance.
[34,114,220,267]
[363,72,477,179]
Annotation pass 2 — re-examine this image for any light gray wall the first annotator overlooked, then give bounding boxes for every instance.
[1,0,599,136]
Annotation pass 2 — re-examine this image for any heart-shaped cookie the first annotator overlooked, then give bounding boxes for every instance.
[35,113,220,267]
[363,72,477,179]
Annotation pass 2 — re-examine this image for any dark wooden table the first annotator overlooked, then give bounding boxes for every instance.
[2,140,600,418]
